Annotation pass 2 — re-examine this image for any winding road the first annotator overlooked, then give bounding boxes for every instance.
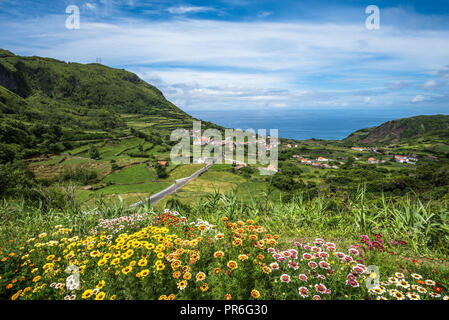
[129,156,221,207]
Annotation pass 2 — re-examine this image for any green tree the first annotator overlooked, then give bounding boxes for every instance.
[89,144,101,160]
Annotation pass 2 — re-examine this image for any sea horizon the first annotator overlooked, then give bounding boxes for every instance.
[187,107,449,141]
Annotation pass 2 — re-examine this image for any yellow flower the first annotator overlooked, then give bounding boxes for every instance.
[122,266,132,274]
[96,280,105,289]
[183,272,192,280]
[46,255,55,261]
[94,292,106,300]
[262,266,272,274]
[155,263,165,271]
[177,280,187,290]
[251,289,260,299]
[32,276,41,282]
[158,295,167,300]
[213,251,224,258]
[110,295,117,300]
[138,259,147,267]
[141,269,150,277]
[90,251,100,257]
[227,260,238,270]
[200,283,209,292]
[238,254,248,261]
[196,272,206,281]
[82,289,93,299]
[98,259,107,266]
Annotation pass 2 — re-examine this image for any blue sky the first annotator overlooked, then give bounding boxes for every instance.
[1,0,449,112]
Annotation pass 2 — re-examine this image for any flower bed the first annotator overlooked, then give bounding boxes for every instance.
[0,210,447,300]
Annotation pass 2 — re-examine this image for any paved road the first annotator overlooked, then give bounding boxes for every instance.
[130,156,221,207]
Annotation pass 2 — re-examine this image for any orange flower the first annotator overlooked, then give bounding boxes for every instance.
[251,289,260,299]
[434,286,443,293]
[224,293,232,300]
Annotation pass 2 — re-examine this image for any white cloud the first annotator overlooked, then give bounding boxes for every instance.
[2,15,449,110]
[167,6,215,15]
[423,79,437,89]
[412,94,425,103]
[83,2,97,11]
[257,11,272,18]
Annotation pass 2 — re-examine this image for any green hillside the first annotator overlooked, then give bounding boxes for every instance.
[0,49,204,163]
[344,115,449,145]
[0,49,190,119]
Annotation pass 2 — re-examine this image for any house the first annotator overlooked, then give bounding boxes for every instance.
[157,161,169,167]
[351,147,364,151]
[367,157,378,164]
[301,158,312,164]
[394,155,407,163]
[193,136,210,145]
[317,157,329,162]
[286,144,292,148]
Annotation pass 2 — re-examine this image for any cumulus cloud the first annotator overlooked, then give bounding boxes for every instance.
[1,13,449,110]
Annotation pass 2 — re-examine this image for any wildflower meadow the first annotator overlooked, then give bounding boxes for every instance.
[1,204,448,301]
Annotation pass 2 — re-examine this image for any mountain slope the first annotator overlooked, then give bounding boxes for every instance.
[343,115,449,144]
[0,49,191,121]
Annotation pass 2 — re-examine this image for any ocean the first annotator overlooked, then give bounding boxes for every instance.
[187,107,449,141]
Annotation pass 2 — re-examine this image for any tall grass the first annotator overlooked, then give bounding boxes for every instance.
[1,186,448,256]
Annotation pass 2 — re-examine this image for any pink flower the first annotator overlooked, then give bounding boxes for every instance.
[346,279,360,288]
[280,274,291,283]
[298,274,308,281]
[303,253,313,260]
[298,287,309,298]
[315,283,327,294]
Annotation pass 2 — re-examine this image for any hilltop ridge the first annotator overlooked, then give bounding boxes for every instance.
[343,115,449,145]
